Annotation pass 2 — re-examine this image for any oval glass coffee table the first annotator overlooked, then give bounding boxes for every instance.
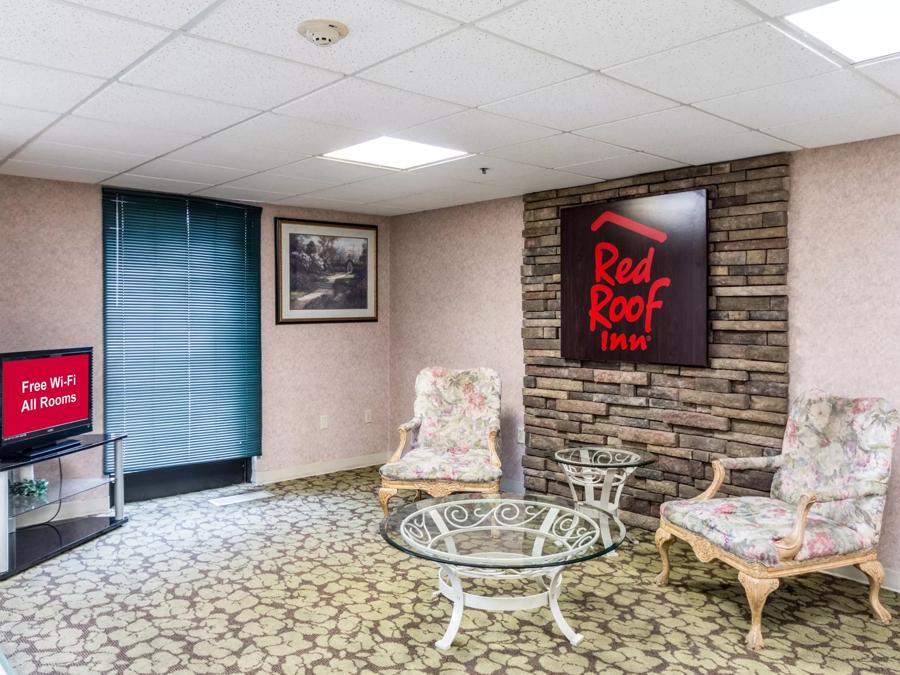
[381,493,624,649]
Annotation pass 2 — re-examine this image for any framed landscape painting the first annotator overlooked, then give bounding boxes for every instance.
[275,218,378,324]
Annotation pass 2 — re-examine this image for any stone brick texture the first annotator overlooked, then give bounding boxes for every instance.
[521,153,790,530]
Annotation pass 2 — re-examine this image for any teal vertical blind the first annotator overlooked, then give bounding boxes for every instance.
[102,189,261,474]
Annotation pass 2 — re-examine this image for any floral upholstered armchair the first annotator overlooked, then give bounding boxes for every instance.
[378,367,502,515]
[655,392,900,650]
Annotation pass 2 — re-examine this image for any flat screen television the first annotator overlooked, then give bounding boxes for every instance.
[0,347,93,457]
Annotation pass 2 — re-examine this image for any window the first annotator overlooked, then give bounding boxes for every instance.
[102,189,261,474]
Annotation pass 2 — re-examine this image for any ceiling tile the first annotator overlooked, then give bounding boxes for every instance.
[648,130,799,165]
[194,185,295,202]
[402,0,519,22]
[858,56,900,97]
[577,107,747,152]
[105,173,212,194]
[0,136,22,157]
[40,116,199,156]
[305,171,475,203]
[165,135,306,171]
[12,141,149,172]
[410,154,545,184]
[276,78,463,133]
[272,195,373,211]
[0,105,59,143]
[360,28,585,106]
[0,0,169,77]
[191,0,458,74]
[483,73,676,131]
[765,103,900,147]
[271,157,390,185]
[123,36,341,109]
[478,0,759,69]
[0,60,104,113]
[743,0,832,17]
[697,70,896,130]
[487,133,626,168]
[130,158,250,184]
[222,172,330,194]
[0,160,112,183]
[561,152,686,179]
[370,182,515,212]
[394,109,556,153]
[482,167,596,194]
[212,114,373,157]
[75,84,257,135]
[67,0,218,29]
[605,23,837,102]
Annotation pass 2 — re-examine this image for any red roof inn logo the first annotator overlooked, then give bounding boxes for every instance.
[588,211,670,354]
[561,190,708,367]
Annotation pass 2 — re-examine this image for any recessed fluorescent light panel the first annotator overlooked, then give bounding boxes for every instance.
[322,136,467,170]
[786,0,900,63]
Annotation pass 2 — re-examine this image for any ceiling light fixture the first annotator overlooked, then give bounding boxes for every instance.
[298,19,349,47]
[322,136,468,170]
[786,0,900,63]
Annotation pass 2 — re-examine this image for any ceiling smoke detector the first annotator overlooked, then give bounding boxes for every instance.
[298,19,349,47]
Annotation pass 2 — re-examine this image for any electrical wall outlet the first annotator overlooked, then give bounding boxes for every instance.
[319,415,328,430]
[364,409,372,424]
[517,426,526,445]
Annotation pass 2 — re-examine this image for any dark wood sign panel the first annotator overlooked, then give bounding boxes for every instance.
[561,190,708,366]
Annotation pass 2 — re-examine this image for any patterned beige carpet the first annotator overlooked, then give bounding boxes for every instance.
[1,467,899,674]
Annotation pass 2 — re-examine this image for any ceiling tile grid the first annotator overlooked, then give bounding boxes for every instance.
[121,36,343,109]
[0,0,898,213]
[604,23,839,102]
[359,28,586,106]
[0,0,170,77]
[275,78,464,133]
[189,0,459,74]
[477,0,761,70]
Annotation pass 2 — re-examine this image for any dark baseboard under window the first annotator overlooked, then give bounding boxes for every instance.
[119,458,252,503]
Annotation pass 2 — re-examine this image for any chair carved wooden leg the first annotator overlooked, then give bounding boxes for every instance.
[857,560,892,623]
[654,527,675,586]
[738,573,779,650]
[378,487,398,516]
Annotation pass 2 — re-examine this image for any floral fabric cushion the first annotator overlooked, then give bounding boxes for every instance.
[379,447,502,483]
[772,393,899,543]
[661,497,873,566]
[412,367,501,452]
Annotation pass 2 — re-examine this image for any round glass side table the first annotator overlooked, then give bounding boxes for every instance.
[381,492,624,649]
[553,447,653,520]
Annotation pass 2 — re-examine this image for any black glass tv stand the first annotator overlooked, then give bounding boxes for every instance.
[0,433,127,580]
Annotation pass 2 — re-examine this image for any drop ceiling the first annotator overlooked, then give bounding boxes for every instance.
[1,0,899,216]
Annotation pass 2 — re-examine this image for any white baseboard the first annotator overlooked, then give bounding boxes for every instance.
[823,565,900,594]
[254,452,387,486]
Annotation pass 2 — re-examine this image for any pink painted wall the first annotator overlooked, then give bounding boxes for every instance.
[0,174,393,482]
[258,205,391,477]
[789,134,900,570]
[0,176,105,479]
[390,197,526,489]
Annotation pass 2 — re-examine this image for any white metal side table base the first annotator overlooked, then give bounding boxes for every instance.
[434,563,582,649]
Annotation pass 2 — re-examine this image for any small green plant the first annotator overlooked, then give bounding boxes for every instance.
[10,478,49,498]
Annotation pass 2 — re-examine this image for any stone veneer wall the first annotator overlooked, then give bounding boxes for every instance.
[521,152,791,529]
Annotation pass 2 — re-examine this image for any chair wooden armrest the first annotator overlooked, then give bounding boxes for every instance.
[388,418,421,463]
[773,494,817,561]
[691,455,785,501]
[773,483,887,562]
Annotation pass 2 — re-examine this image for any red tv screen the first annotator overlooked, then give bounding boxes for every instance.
[1,352,91,442]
